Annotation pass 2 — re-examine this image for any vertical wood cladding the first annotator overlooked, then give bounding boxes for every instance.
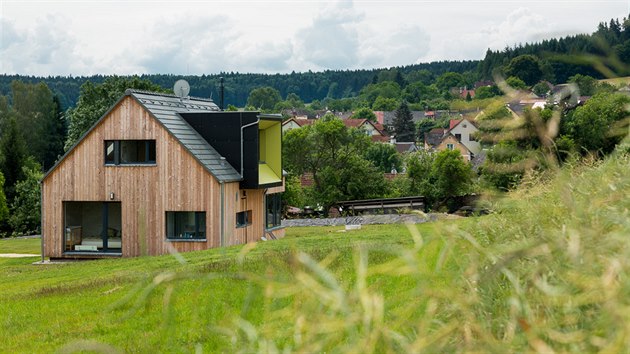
[42,97,270,258]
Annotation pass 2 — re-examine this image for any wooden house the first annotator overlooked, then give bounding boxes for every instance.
[41,89,284,259]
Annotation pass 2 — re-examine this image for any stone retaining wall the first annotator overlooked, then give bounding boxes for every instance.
[281,213,437,227]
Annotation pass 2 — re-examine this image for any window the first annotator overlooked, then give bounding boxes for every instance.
[64,202,121,253]
[266,193,282,229]
[455,133,462,141]
[447,143,454,150]
[105,140,156,165]
[166,212,206,240]
[236,210,252,228]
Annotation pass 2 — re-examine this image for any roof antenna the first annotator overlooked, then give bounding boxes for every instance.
[173,79,190,100]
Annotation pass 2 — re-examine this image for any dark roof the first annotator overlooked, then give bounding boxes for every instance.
[44,90,242,183]
[424,128,446,147]
[130,90,242,182]
[394,142,419,153]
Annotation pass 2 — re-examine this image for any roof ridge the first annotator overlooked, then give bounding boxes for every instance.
[126,89,216,103]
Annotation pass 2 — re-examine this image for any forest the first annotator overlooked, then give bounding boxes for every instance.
[0,15,629,236]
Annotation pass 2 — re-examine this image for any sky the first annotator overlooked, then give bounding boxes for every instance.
[1,0,628,76]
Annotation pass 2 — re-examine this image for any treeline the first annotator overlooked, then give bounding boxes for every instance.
[479,16,630,82]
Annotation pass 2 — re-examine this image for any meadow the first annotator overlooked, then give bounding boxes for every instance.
[1,150,629,353]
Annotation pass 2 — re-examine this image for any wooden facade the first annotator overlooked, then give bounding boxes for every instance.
[42,96,284,258]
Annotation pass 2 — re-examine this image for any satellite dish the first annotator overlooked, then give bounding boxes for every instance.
[173,79,190,98]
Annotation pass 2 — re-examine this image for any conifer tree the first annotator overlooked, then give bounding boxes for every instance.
[393,101,415,142]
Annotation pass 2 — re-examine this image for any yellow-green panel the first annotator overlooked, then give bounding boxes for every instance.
[258,119,282,186]
[259,129,267,162]
[264,122,281,176]
[259,163,282,185]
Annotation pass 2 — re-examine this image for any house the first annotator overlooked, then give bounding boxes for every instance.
[423,117,480,161]
[447,118,481,156]
[282,117,314,133]
[41,89,284,259]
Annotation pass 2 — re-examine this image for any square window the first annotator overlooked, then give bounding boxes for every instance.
[166,211,206,240]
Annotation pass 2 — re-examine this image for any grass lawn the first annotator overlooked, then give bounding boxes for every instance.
[0,222,461,353]
[0,237,41,254]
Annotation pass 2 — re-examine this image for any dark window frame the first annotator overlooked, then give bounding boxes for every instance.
[105,140,156,165]
[266,193,282,230]
[236,210,252,228]
[165,211,206,241]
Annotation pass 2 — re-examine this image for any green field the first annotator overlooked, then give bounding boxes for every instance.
[1,152,629,353]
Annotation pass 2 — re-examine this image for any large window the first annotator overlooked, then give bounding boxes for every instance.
[166,212,206,240]
[236,210,252,228]
[266,193,282,229]
[64,202,122,253]
[105,140,156,165]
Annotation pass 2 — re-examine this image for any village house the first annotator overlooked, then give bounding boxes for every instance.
[41,89,284,259]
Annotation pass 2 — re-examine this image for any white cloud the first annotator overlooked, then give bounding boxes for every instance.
[359,24,431,68]
[0,15,93,75]
[294,0,364,70]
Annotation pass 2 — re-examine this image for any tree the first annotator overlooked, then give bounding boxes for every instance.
[506,76,527,90]
[416,119,437,141]
[372,96,399,111]
[359,81,401,107]
[226,104,239,111]
[0,172,8,232]
[0,117,27,200]
[431,149,474,199]
[504,55,543,86]
[247,86,282,111]
[392,101,416,142]
[282,114,380,212]
[351,107,377,122]
[475,85,501,99]
[66,76,166,149]
[435,72,465,92]
[8,81,64,170]
[406,69,434,85]
[405,151,436,197]
[8,163,42,235]
[564,92,630,155]
[532,82,551,97]
[402,82,441,103]
[568,74,597,96]
[363,143,402,173]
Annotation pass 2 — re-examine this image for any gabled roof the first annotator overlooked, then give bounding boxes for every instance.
[44,90,242,183]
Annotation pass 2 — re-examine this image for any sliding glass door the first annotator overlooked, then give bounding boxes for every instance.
[63,202,122,254]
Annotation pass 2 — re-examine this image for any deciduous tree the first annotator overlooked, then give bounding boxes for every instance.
[247,86,282,111]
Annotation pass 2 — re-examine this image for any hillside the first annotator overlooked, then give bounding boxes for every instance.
[1,145,629,352]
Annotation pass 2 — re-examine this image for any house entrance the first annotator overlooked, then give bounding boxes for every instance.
[63,202,122,254]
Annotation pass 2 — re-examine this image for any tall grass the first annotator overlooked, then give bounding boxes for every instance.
[221,150,630,352]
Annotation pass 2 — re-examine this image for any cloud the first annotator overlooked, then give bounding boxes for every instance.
[359,25,431,68]
[132,14,293,74]
[0,15,93,75]
[294,0,364,70]
[420,7,554,62]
